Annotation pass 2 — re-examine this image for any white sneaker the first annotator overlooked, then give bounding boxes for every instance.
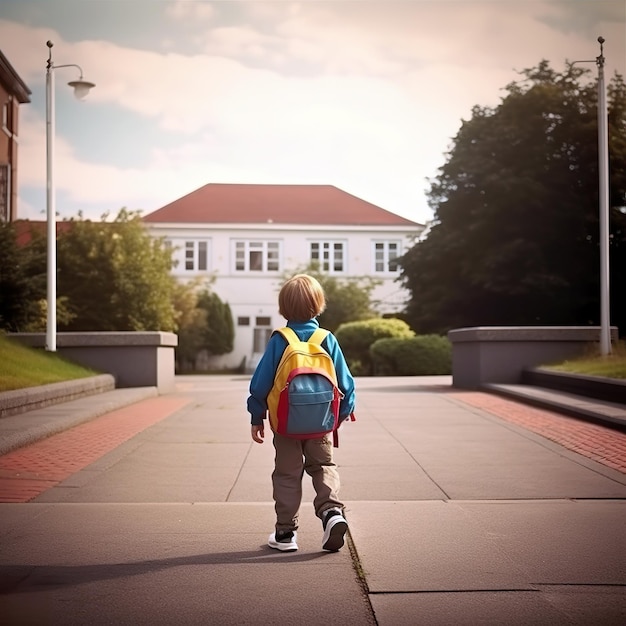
[322,509,348,551]
[268,530,298,552]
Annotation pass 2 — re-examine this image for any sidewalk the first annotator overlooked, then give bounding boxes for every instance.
[0,376,625,625]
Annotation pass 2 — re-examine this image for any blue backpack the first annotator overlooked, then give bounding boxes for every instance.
[266,327,344,446]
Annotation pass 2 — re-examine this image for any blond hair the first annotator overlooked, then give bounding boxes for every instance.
[278,274,326,322]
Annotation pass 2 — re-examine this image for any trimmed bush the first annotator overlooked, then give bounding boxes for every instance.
[370,334,452,376]
[335,318,415,376]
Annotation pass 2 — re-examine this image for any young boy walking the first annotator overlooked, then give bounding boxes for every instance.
[247,274,356,552]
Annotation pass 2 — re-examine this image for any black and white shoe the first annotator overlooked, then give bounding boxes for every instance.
[268,530,298,552]
[322,509,348,552]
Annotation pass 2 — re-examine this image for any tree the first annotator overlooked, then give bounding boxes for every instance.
[283,263,380,332]
[399,61,626,334]
[0,221,46,331]
[197,290,235,355]
[171,278,208,367]
[174,282,234,370]
[56,209,177,331]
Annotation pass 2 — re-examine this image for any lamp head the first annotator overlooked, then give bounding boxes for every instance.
[68,78,95,100]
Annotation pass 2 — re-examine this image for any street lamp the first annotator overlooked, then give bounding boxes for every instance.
[573,37,611,356]
[45,40,95,351]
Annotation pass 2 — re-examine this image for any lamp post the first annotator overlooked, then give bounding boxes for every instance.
[573,37,611,356]
[45,40,95,351]
[596,38,611,356]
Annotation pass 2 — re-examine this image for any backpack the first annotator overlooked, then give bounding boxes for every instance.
[266,327,344,447]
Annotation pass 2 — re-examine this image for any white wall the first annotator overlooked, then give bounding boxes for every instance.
[147,222,421,369]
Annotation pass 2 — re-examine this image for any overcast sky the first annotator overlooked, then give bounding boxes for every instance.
[1,0,624,225]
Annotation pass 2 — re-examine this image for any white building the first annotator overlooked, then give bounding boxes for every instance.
[143,183,424,369]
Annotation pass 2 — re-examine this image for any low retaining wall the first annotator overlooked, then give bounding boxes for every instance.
[10,332,178,393]
[0,374,115,418]
[448,326,619,389]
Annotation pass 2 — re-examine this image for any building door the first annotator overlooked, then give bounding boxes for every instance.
[253,316,273,353]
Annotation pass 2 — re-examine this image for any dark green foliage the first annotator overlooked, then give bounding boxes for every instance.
[172,279,208,367]
[335,318,415,375]
[399,61,626,335]
[0,222,46,331]
[175,286,235,370]
[370,334,452,376]
[56,209,177,331]
[197,291,235,356]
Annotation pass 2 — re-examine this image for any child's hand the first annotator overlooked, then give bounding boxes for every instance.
[251,424,264,444]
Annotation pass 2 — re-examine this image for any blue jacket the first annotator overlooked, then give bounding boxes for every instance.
[247,318,356,426]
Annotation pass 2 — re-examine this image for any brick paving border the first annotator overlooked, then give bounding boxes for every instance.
[0,396,189,503]
[454,391,626,474]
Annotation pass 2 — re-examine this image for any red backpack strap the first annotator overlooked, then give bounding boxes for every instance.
[333,413,356,448]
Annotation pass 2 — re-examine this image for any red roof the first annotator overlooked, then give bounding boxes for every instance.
[143,184,421,227]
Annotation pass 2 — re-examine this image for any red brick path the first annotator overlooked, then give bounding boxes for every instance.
[454,392,626,474]
[0,396,189,503]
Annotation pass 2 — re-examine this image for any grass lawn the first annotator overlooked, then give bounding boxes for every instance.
[541,341,626,380]
[0,333,98,392]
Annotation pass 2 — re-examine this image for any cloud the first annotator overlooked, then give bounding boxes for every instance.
[3,1,625,226]
[165,0,216,22]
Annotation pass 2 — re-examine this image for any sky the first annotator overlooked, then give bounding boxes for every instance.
[1,0,624,226]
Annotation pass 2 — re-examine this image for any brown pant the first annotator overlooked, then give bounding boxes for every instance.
[272,432,343,532]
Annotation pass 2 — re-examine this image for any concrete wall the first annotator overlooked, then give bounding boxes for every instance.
[10,332,178,393]
[448,326,619,389]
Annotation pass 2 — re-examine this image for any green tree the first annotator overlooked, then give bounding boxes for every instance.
[197,290,235,355]
[174,282,234,370]
[56,209,177,331]
[400,61,626,334]
[0,221,46,331]
[172,278,208,368]
[284,263,380,332]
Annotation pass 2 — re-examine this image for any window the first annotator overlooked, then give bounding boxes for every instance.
[167,239,209,272]
[234,241,281,272]
[310,241,345,272]
[373,241,400,273]
[181,240,209,271]
[237,317,250,326]
[184,241,208,271]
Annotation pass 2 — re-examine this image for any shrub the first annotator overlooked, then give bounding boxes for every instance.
[370,334,452,376]
[335,318,415,375]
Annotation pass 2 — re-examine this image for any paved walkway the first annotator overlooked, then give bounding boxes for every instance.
[0,376,625,625]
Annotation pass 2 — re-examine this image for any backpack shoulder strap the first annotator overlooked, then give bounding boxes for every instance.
[276,327,329,346]
[275,327,300,345]
[308,328,329,345]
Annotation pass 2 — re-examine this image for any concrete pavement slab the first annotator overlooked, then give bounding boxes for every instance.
[347,500,625,591]
[456,500,626,583]
[0,503,373,626]
[369,587,626,626]
[347,501,531,592]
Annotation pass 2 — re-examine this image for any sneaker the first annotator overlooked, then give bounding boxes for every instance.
[321,509,348,552]
[268,530,298,552]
